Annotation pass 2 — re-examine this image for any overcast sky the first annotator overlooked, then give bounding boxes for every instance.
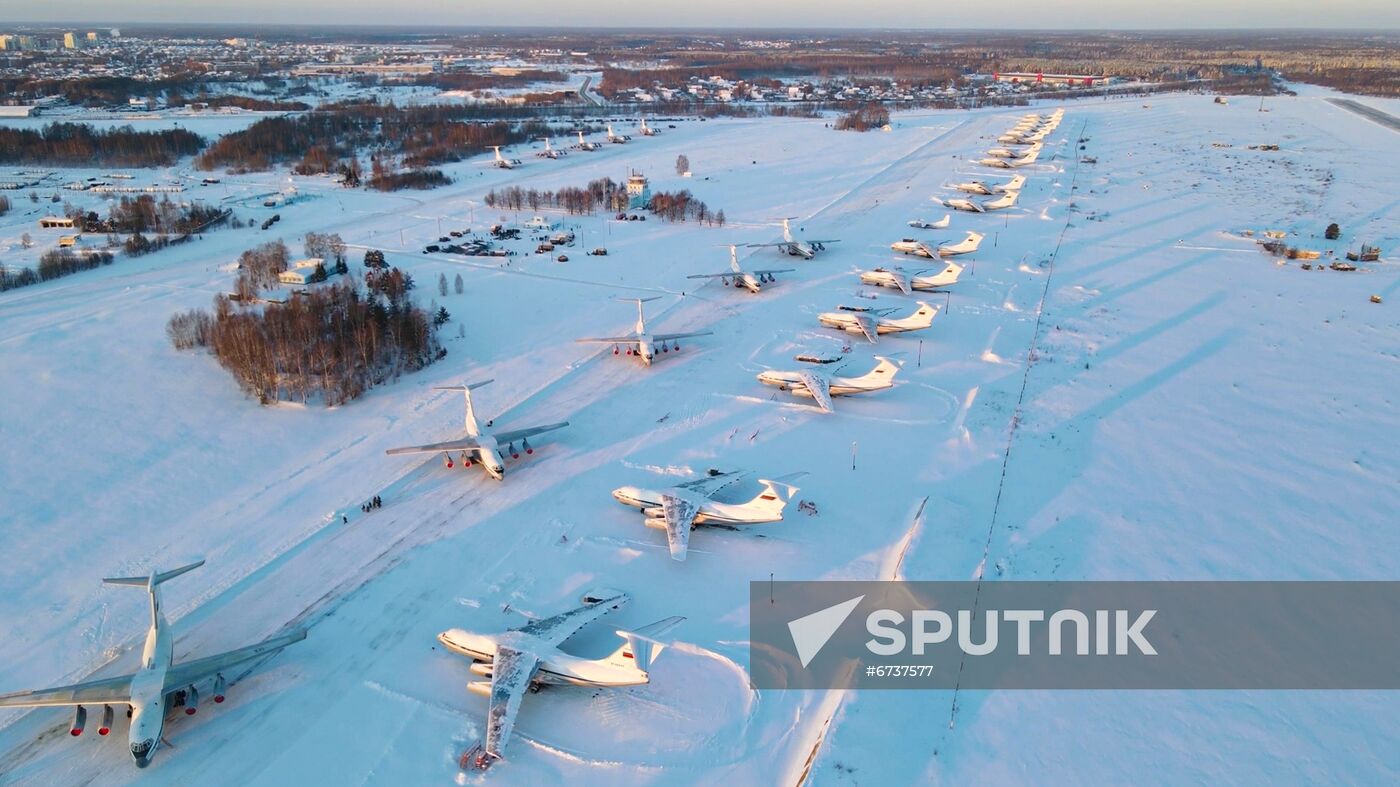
[1,1,1397,29]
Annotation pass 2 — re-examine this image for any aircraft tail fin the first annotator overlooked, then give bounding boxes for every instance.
[435,380,493,435]
[850,356,902,387]
[103,560,204,588]
[745,477,802,518]
[886,301,939,330]
[608,616,685,674]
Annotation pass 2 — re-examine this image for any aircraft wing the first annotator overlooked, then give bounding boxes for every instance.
[686,271,736,280]
[484,645,540,759]
[0,674,133,708]
[796,371,835,413]
[386,438,480,456]
[493,422,569,445]
[887,270,912,295]
[851,314,878,343]
[751,268,797,276]
[163,630,307,691]
[576,336,642,344]
[806,239,840,245]
[652,330,713,342]
[659,493,700,560]
[517,594,627,647]
[674,469,749,496]
[745,242,790,249]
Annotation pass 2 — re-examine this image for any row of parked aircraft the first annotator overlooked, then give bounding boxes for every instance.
[976,109,1062,169]
[491,119,661,169]
[0,109,1065,774]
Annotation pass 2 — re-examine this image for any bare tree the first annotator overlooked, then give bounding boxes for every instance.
[675,154,690,175]
[438,272,448,296]
[454,273,464,294]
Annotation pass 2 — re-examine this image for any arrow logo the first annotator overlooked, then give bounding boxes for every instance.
[787,595,864,668]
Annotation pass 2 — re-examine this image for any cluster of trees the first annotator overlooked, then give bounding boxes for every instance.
[0,123,205,167]
[483,178,725,224]
[834,103,891,132]
[33,248,115,282]
[366,168,451,191]
[485,177,631,214]
[168,264,444,406]
[303,232,348,264]
[647,190,725,225]
[78,195,228,235]
[124,232,191,257]
[232,240,292,300]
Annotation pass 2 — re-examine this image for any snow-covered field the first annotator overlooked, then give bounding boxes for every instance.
[1,88,1397,785]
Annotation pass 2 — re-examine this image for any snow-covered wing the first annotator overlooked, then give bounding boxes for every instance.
[163,630,307,691]
[576,336,642,344]
[796,371,835,412]
[652,330,713,342]
[484,646,540,759]
[674,469,748,496]
[493,422,568,445]
[888,270,912,295]
[0,674,133,708]
[386,438,480,455]
[660,494,700,560]
[852,314,877,343]
[517,595,626,647]
[686,271,737,280]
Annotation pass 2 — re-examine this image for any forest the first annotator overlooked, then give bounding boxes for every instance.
[0,123,205,167]
[168,241,443,406]
[195,102,566,181]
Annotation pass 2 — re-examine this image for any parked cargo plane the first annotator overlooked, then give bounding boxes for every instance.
[818,301,939,342]
[576,296,712,364]
[606,124,630,143]
[639,117,658,136]
[891,230,982,257]
[535,137,566,159]
[986,142,1042,159]
[758,357,902,412]
[490,146,522,169]
[748,217,840,259]
[979,149,1040,168]
[859,262,964,294]
[951,174,1025,195]
[937,192,1019,212]
[688,244,795,293]
[384,380,568,480]
[612,469,802,560]
[908,214,951,230]
[571,131,600,151]
[441,590,683,770]
[0,562,305,769]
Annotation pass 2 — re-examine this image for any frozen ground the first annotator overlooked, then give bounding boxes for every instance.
[0,87,1397,784]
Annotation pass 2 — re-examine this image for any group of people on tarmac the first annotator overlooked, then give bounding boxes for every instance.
[359,495,383,514]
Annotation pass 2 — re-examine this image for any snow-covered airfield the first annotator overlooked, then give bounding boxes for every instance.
[1,87,1398,784]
